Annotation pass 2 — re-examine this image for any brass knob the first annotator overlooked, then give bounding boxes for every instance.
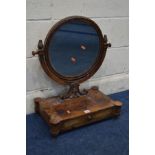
[87,115,92,120]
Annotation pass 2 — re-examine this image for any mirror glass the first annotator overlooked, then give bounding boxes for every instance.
[48,20,100,77]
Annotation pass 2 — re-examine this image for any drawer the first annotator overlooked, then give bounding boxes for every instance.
[61,108,113,131]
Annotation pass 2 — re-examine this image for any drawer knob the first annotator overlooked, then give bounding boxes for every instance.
[87,115,92,120]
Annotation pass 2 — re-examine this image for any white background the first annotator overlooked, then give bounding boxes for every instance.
[0,0,155,155]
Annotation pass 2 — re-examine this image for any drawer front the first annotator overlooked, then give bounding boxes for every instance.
[61,108,113,131]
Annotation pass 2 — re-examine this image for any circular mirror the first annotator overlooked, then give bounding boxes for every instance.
[43,16,107,84]
[49,20,99,77]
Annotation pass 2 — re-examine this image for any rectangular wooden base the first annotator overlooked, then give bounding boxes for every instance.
[34,87,122,136]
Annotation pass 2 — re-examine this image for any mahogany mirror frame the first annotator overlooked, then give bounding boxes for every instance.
[32,16,111,85]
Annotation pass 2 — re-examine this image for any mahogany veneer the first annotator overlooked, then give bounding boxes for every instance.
[34,87,122,136]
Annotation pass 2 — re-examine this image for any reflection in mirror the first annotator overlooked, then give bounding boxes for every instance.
[48,20,100,77]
